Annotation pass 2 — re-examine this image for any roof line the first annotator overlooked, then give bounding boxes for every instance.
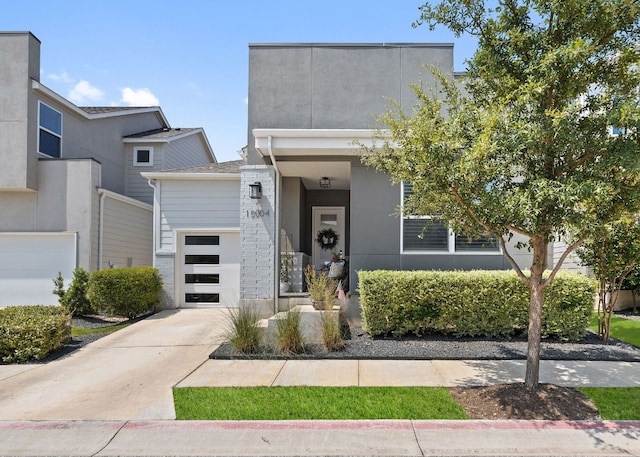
[249,42,454,48]
[31,80,170,127]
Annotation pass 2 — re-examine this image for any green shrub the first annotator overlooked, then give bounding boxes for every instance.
[0,306,70,363]
[59,268,93,316]
[226,306,262,354]
[88,267,162,318]
[358,270,596,341]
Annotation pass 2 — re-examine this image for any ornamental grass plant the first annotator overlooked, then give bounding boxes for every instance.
[276,308,304,355]
[226,305,262,354]
[304,265,337,307]
[319,286,344,351]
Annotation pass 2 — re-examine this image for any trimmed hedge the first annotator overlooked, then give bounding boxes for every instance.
[88,267,162,318]
[358,270,596,341]
[0,306,71,363]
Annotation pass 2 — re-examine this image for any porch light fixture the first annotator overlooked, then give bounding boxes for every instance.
[319,177,331,189]
[249,182,262,199]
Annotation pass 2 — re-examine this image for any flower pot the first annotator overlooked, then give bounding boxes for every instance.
[279,281,290,294]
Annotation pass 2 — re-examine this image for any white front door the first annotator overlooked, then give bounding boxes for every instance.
[312,206,345,270]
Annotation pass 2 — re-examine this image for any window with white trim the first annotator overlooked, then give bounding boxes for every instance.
[38,102,62,158]
[401,182,499,253]
[134,147,153,166]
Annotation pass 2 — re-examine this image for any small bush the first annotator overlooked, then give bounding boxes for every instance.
[60,268,92,316]
[0,306,70,363]
[358,270,596,341]
[226,306,262,354]
[276,308,304,355]
[88,267,162,318]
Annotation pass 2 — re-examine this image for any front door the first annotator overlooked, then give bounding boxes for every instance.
[312,206,345,270]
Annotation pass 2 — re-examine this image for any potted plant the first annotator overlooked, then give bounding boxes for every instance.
[304,265,337,310]
[280,254,291,294]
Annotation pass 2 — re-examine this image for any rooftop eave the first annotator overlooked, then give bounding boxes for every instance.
[31,80,170,127]
[252,128,390,157]
[141,172,239,181]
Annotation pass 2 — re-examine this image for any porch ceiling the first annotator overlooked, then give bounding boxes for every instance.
[253,128,388,190]
[278,161,351,190]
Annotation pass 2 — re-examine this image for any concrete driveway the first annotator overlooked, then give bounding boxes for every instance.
[0,309,228,420]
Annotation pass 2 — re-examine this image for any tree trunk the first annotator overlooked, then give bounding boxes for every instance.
[525,237,548,391]
[525,281,544,390]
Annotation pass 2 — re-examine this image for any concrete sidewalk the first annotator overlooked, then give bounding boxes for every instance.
[1,419,639,456]
[178,358,640,387]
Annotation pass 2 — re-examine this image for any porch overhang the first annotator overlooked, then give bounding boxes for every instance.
[253,128,388,157]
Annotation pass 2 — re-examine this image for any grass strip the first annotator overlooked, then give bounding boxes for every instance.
[71,323,130,337]
[174,386,468,420]
[589,314,640,347]
[578,388,640,420]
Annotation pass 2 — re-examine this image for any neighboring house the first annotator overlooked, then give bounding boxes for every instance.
[147,43,534,313]
[0,32,215,306]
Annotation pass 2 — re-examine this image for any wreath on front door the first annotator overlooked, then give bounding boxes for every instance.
[316,228,339,251]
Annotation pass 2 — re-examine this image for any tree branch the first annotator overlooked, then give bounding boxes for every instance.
[449,187,493,234]
[499,236,529,283]
[544,237,586,286]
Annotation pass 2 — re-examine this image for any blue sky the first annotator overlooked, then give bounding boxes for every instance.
[2,0,477,162]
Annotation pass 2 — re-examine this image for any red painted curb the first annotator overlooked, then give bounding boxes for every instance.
[124,419,640,431]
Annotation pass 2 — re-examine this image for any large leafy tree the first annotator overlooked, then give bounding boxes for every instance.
[361,0,640,390]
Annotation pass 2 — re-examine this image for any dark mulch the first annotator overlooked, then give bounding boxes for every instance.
[449,383,601,420]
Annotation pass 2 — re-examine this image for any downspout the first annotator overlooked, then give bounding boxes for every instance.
[146,179,158,266]
[97,189,106,270]
[268,135,280,313]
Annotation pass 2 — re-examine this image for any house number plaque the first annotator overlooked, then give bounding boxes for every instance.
[247,209,270,218]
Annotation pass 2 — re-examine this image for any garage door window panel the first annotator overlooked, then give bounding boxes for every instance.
[185,274,220,284]
[185,255,219,264]
[185,236,220,245]
[185,293,220,303]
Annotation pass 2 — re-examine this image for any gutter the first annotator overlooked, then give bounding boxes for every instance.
[268,135,281,313]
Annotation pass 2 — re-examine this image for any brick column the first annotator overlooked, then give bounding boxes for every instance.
[240,165,276,313]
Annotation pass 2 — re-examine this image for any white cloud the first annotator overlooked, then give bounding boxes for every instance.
[68,80,105,105]
[120,87,159,106]
[48,71,74,83]
[243,96,248,105]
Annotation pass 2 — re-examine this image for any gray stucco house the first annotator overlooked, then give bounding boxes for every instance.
[147,43,538,313]
[0,32,215,306]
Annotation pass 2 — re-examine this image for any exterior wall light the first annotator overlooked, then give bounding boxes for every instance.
[319,177,331,189]
[249,182,262,199]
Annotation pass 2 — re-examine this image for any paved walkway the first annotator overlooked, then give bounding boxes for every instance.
[0,309,227,420]
[179,358,640,388]
[0,308,639,456]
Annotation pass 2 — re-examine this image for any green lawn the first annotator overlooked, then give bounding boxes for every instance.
[71,323,130,337]
[578,388,640,420]
[174,386,640,421]
[588,313,640,347]
[174,386,468,420]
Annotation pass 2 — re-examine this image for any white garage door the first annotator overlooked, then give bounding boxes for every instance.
[180,232,239,308]
[0,233,76,307]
